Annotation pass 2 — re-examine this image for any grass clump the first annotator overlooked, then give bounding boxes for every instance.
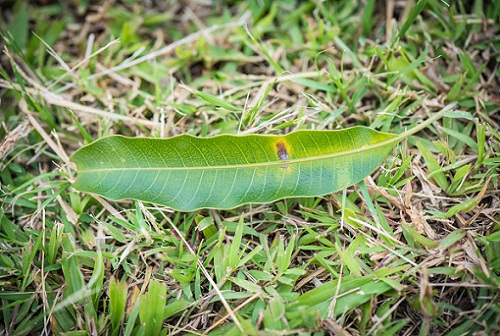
[1,0,499,335]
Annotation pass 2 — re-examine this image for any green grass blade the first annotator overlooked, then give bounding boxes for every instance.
[139,280,167,336]
[109,277,128,334]
[393,0,430,44]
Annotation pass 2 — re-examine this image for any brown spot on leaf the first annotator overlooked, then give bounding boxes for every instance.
[276,141,289,168]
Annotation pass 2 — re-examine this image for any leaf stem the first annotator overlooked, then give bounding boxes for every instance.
[392,102,459,142]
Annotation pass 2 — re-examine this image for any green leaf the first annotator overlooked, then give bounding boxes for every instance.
[70,112,451,211]
[71,127,396,210]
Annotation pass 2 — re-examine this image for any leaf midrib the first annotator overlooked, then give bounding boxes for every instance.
[78,111,443,173]
[79,136,394,173]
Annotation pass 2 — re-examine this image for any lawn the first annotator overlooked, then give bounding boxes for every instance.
[0,0,499,335]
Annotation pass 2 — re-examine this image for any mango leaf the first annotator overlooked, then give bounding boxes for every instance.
[70,110,451,211]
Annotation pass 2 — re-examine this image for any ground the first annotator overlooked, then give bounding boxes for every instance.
[0,1,499,335]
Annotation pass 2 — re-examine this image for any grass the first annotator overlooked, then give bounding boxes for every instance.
[0,0,499,335]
